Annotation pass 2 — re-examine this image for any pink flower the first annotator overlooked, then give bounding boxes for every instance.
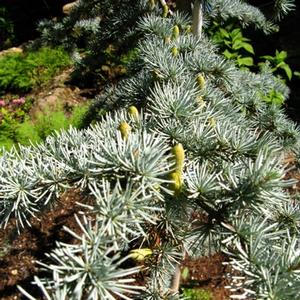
[12,97,25,105]
[0,100,5,107]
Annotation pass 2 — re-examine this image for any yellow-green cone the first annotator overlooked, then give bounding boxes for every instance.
[162,4,169,18]
[128,105,139,122]
[197,74,206,89]
[171,46,179,57]
[172,143,185,172]
[172,25,180,39]
[169,170,183,193]
[118,121,131,140]
[130,248,153,261]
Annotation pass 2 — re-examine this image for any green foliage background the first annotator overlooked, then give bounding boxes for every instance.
[0,47,71,93]
[0,103,88,151]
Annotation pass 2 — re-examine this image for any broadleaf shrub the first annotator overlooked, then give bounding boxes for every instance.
[207,21,294,106]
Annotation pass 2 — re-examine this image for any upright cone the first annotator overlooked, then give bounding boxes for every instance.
[128,106,139,122]
[172,143,185,172]
[162,4,169,18]
[118,122,131,140]
[197,74,206,89]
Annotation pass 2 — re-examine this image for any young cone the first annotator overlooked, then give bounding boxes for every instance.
[162,4,169,18]
[172,143,185,171]
[171,46,179,57]
[172,25,180,39]
[128,105,139,122]
[130,248,153,261]
[118,121,131,140]
[197,74,206,89]
[169,170,183,193]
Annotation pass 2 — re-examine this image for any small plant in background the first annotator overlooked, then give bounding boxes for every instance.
[208,22,254,68]
[0,96,33,120]
[0,99,88,151]
[207,21,294,107]
[0,108,19,149]
[208,22,294,81]
[0,96,34,150]
[257,50,293,106]
[33,103,88,140]
[259,50,293,81]
[11,97,25,105]
[0,47,71,93]
[182,288,213,300]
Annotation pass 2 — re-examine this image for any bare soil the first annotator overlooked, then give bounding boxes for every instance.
[0,189,89,300]
[181,253,230,300]
[26,67,94,119]
[0,188,231,300]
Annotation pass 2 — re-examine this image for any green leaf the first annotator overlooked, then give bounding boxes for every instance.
[237,57,254,67]
[232,40,242,50]
[232,41,254,54]
[276,50,287,62]
[219,28,229,38]
[224,40,231,47]
[279,62,292,80]
[240,42,254,54]
[231,28,242,42]
[260,55,275,62]
[223,49,237,59]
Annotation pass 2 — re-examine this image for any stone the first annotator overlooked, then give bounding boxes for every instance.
[63,1,78,15]
[0,47,23,57]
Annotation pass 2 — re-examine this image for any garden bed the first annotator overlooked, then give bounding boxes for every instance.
[1,153,298,300]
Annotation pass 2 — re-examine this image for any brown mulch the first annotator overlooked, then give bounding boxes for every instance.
[0,188,231,300]
[181,253,231,300]
[283,152,300,194]
[0,189,90,300]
